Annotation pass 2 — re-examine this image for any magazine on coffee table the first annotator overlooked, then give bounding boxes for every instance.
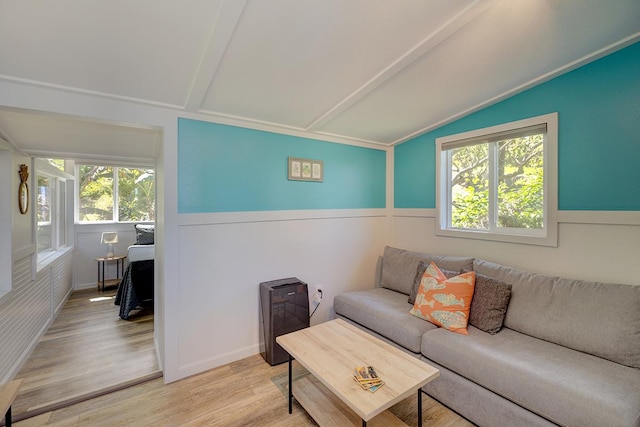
[354,366,385,392]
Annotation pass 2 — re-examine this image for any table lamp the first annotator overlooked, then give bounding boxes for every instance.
[101,232,118,258]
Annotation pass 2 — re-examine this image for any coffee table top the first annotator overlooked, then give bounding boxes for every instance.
[276,318,439,421]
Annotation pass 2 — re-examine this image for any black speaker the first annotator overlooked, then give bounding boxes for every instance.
[259,278,309,365]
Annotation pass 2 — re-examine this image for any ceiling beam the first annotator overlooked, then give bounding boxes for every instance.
[304,0,498,133]
[184,0,248,112]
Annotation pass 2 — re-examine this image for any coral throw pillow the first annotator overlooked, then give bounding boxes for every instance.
[409,262,476,335]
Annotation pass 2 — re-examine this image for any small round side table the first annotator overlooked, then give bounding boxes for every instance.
[95,255,127,291]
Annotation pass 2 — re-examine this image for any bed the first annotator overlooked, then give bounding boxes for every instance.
[115,224,155,320]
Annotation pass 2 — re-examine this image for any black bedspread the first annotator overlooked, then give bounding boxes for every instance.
[115,260,154,320]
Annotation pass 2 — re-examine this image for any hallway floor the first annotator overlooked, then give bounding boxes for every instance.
[11,287,160,421]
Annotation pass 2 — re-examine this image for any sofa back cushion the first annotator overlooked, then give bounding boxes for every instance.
[473,259,640,368]
[380,246,473,295]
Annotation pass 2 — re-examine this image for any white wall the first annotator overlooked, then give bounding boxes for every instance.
[154,127,169,373]
[392,209,640,286]
[3,76,638,390]
[0,147,74,382]
[175,210,386,378]
[11,154,33,254]
[0,250,74,383]
[0,79,392,384]
[0,149,14,295]
[73,223,138,289]
[0,80,174,380]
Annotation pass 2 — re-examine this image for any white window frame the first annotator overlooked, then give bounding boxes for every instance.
[36,173,55,257]
[435,113,558,247]
[36,159,73,264]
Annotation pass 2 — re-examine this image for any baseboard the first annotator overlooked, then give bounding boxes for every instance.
[154,337,164,373]
[74,282,99,290]
[177,344,260,380]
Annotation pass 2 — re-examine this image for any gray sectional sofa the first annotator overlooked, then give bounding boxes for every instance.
[331,246,640,427]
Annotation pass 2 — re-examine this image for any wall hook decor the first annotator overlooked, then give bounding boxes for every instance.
[18,164,29,214]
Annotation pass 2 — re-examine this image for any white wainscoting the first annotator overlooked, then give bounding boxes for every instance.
[173,209,387,379]
[0,250,73,383]
[391,209,640,286]
[73,224,139,289]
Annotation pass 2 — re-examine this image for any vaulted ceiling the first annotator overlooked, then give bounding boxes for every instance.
[0,0,639,161]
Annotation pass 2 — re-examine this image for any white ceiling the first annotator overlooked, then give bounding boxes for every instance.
[0,0,639,161]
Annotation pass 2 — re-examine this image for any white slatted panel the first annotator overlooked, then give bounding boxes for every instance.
[0,253,73,382]
[53,252,73,313]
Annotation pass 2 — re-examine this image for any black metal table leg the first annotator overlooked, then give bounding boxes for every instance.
[418,389,423,427]
[6,405,11,427]
[288,354,293,414]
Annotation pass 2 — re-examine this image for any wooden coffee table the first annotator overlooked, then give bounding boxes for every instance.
[276,318,439,426]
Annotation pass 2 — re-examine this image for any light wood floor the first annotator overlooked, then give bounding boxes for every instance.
[10,287,472,426]
[14,354,474,427]
[12,287,161,421]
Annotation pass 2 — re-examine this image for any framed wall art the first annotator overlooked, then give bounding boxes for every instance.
[288,157,323,182]
[18,163,29,214]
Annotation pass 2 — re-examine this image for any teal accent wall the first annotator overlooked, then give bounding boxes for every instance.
[178,119,386,213]
[395,41,640,210]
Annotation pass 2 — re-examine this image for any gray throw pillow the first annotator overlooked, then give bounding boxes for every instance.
[135,224,155,245]
[407,261,460,305]
[468,273,512,334]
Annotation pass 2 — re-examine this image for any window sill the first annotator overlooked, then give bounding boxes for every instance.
[435,227,558,247]
[37,246,74,272]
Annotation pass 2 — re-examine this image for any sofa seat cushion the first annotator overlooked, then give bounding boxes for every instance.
[333,288,438,353]
[422,327,640,427]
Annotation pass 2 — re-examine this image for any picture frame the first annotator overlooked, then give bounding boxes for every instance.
[288,157,323,182]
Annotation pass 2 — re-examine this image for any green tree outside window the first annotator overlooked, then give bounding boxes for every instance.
[78,165,154,222]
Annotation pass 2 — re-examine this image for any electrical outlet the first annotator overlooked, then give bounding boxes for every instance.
[311,284,323,306]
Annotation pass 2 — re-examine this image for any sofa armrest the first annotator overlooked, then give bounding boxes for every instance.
[374,255,383,288]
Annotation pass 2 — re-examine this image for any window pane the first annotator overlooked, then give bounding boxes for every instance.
[436,113,556,246]
[450,143,489,229]
[37,175,53,253]
[497,134,544,229]
[78,165,113,221]
[118,168,155,222]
